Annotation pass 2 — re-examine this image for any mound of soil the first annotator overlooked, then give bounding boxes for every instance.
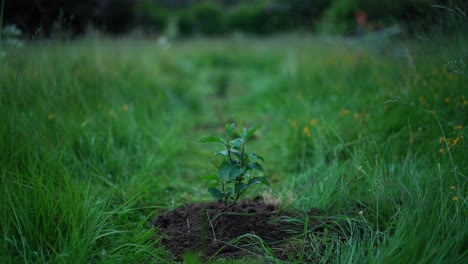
[153,198,322,260]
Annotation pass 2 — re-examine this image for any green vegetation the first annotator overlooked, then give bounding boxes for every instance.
[199,119,269,208]
[134,1,169,34]
[7,0,466,37]
[1,32,466,263]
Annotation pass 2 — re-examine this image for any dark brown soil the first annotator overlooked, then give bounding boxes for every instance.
[153,198,323,261]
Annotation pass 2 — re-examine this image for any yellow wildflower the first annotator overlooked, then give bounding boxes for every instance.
[123,104,129,111]
[48,114,54,120]
[451,185,456,190]
[309,119,318,126]
[358,210,364,216]
[444,97,450,104]
[303,126,310,137]
[439,148,445,154]
[342,108,350,115]
[455,125,462,130]
[453,196,459,202]
[290,120,297,129]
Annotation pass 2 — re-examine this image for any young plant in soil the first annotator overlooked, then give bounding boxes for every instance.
[198,119,269,210]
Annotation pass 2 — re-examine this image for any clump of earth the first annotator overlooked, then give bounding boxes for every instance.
[153,197,324,261]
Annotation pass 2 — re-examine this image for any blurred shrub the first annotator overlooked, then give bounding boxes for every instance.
[227,2,293,35]
[405,0,468,35]
[258,3,294,34]
[321,0,446,34]
[134,1,169,34]
[179,1,226,36]
[227,3,265,34]
[357,0,434,27]
[322,0,358,34]
[288,0,332,30]
[227,4,259,32]
[98,0,136,34]
[177,9,195,36]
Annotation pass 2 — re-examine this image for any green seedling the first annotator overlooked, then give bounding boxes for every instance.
[198,118,269,209]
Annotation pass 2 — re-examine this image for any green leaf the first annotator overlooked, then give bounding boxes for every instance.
[230,149,242,160]
[248,162,263,171]
[230,138,243,148]
[218,161,230,181]
[228,165,246,181]
[198,135,224,144]
[225,123,235,136]
[233,130,242,138]
[235,182,248,194]
[225,187,233,199]
[247,152,264,162]
[245,124,261,141]
[249,177,270,187]
[208,187,224,199]
[216,149,229,156]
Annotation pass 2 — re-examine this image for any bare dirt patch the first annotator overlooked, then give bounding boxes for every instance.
[153,198,323,261]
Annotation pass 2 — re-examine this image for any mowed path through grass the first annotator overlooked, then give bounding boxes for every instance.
[1,34,466,263]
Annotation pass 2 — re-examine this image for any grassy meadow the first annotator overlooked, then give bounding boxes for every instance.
[1,33,467,263]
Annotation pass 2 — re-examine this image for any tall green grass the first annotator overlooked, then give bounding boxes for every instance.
[1,33,466,263]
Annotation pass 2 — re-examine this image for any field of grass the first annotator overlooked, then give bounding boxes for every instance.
[1,33,466,263]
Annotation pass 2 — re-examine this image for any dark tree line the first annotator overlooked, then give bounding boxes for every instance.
[1,0,466,37]
[2,0,135,36]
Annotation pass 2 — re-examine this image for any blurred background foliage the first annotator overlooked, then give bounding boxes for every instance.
[1,0,467,37]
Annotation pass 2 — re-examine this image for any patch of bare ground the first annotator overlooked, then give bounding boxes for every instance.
[153,197,327,261]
